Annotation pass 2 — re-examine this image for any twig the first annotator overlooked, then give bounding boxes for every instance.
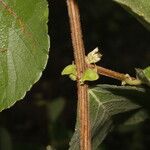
[88,64,127,80]
[88,64,142,85]
[66,0,91,150]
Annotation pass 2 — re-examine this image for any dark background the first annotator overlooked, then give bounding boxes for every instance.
[0,0,150,149]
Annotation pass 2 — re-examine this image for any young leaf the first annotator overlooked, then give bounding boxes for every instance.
[81,68,99,83]
[61,64,77,81]
[61,64,76,75]
[122,109,148,126]
[69,74,77,81]
[136,66,150,86]
[143,66,150,79]
[0,0,49,111]
[69,84,149,150]
[113,0,150,30]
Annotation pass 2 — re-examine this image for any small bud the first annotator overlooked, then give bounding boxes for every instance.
[122,74,142,86]
[122,74,131,85]
[85,47,102,64]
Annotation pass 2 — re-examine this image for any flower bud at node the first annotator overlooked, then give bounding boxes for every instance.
[85,47,102,64]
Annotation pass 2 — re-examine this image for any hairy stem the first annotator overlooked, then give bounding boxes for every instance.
[88,64,142,85]
[88,64,127,80]
[66,0,91,150]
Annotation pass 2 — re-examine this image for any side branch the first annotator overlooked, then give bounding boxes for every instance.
[88,64,142,85]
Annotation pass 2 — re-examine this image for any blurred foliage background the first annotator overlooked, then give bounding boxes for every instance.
[0,0,150,149]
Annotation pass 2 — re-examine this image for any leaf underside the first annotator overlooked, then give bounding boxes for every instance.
[114,0,150,31]
[69,84,149,150]
[0,0,49,111]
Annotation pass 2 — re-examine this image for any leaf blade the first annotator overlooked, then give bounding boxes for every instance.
[69,84,149,150]
[114,0,150,30]
[0,0,49,111]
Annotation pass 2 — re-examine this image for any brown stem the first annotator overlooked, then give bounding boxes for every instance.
[88,64,142,85]
[88,64,128,81]
[66,0,91,150]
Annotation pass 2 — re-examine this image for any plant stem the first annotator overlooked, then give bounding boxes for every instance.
[88,64,127,80]
[88,64,142,85]
[66,0,91,150]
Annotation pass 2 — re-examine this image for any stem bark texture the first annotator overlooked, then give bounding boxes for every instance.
[66,0,91,149]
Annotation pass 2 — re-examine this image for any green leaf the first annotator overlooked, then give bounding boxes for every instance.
[69,74,77,81]
[69,84,149,150]
[123,109,148,126]
[81,68,99,82]
[136,66,150,86]
[114,0,150,30]
[143,66,150,78]
[61,64,76,75]
[0,0,49,111]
